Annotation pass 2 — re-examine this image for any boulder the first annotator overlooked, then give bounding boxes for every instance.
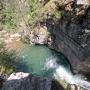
[45,0,90,75]
[2,72,64,90]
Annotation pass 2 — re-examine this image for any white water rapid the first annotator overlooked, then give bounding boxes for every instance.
[43,56,90,90]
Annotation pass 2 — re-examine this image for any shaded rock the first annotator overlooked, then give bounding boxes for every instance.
[0,75,6,89]
[45,0,90,75]
[2,72,64,90]
[0,76,4,88]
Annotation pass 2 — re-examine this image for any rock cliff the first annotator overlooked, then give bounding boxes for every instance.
[45,0,90,75]
[2,72,64,90]
[21,0,90,75]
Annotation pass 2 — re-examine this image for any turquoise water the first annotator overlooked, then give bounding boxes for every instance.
[17,44,70,77]
[13,44,90,90]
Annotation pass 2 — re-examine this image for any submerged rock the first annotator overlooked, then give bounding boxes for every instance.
[2,72,64,90]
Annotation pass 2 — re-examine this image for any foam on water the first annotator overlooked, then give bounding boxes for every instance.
[44,56,90,90]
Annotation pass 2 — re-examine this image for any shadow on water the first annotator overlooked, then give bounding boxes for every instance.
[51,50,73,73]
[9,51,33,73]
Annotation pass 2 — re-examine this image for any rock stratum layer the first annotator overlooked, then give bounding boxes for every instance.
[45,0,90,75]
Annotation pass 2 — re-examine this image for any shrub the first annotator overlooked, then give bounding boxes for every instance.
[0,49,16,75]
[0,0,17,32]
[26,0,43,28]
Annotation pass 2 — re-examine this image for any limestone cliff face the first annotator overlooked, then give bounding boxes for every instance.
[46,0,90,75]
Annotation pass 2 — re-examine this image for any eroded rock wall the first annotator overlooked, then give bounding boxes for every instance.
[46,0,90,75]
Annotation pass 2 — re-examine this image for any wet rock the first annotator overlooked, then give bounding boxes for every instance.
[67,84,84,90]
[2,72,64,90]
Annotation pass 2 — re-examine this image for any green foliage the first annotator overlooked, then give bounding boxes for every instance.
[53,10,62,22]
[0,43,17,75]
[0,43,4,49]
[26,0,43,27]
[0,49,16,74]
[2,7,17,32]
[1,0,43,31]
[1,1,17,32]
[1,0,62,32]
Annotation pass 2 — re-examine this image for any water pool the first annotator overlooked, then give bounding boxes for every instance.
[16,44,70,77]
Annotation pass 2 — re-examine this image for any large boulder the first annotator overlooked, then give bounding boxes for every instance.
[2,72,64,90]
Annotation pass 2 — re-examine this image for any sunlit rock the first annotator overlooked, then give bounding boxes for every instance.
[7,72,29,80]
[21,26,51,45]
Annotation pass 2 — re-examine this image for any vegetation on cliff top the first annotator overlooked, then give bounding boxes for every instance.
[0,0,62,32]
[0,0,43,31]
